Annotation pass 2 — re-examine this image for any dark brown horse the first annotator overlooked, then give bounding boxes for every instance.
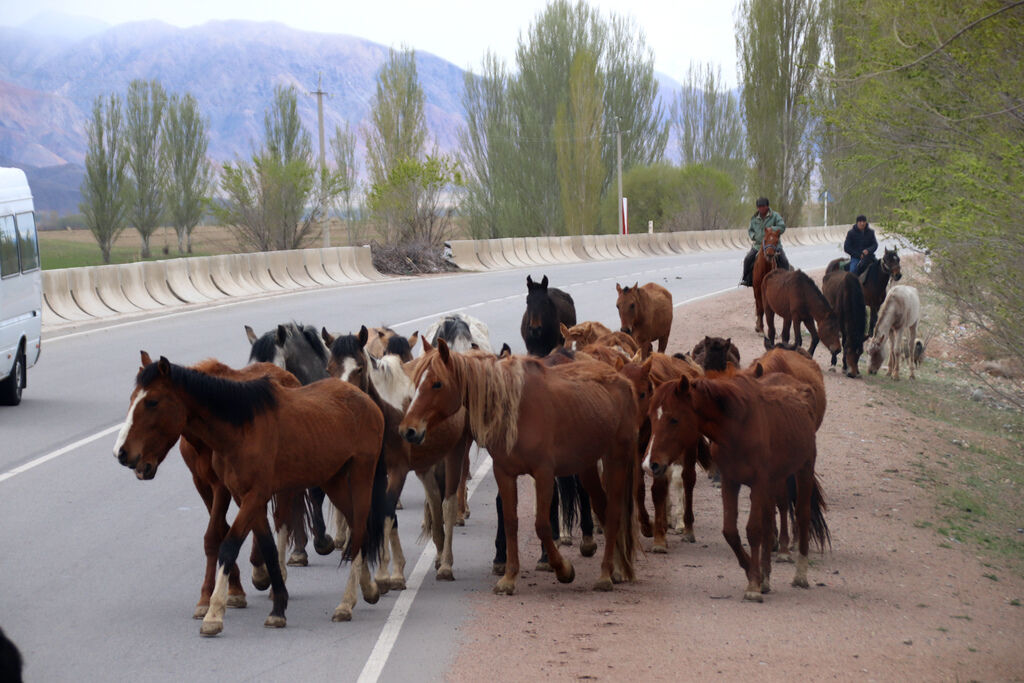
[645,372,829,601]
[399,340,639,594]
[753,227,782,333]
[615,282,673,352]
[691,336,741,372]
[859,247,902,337]
[822,269,867,377]
[760,269,842,360]
[521,275,576,356]
[114,353,388,635]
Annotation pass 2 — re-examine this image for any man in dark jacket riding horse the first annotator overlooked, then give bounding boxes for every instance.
[844,214,878,275]
[739,197,791,287]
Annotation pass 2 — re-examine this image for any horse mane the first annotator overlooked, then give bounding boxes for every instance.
[248,333,278,364]
[328,333,365,361]
[693,374,755,422]
[137,360,277,426]
[792,270,833,312]
[297,324,329,365]
[385,334,413,358]
[368,354,414,412]
[416,351,525,453]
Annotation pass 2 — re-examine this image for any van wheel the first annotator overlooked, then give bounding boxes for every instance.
[0,352,24,406]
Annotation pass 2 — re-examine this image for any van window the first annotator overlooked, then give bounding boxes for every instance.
[15,212,39,272]
[0,215,19,277]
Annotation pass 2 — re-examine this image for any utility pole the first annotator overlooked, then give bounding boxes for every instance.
[615,116,623,235]
[312,73,329,247]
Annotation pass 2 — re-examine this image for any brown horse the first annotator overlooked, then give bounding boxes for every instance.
[114,353,388,635]
[322,327,473,587]
[822,269,867,378]
[620,353,708,552]
[559,321,613,350]
[615,282,673,352]
[760,269,842,360]
[399,340,639,594]
[366,326,420,361]
[753,227,782,333]
[691,336,741,372]
[645,372,829,601]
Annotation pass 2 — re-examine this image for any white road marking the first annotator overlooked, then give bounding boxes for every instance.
[357,455,494,683]
[673,287,736,308]
[0,423,123,484]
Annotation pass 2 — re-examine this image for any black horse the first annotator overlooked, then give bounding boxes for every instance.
[858,247,902,337]
[495,275,596,575]
[823,269,867,378]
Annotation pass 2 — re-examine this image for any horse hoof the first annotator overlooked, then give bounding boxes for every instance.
[593,577,613,592]
[557,563,575,584]
[639,520,653,538]
[743,591,764,603]
[193,604,208,620]
[396,500,403,510]
[579,537,597,557]
[651,543,668,554]
[332,607,352,622]
[681,531,696,543]
[251,565,271,591]
[434,557,441,570]
[493,580,517,595]
[333,536,347,550]
[199,620,223,637]
[792,576,810,589]
[492,562,506,576]
[226,594,247,609]
[287,551,308,567]
[389,578,407,591]
[776,553,794,564]
[535,560,554,572]
[559,537,573,547]
[314,536,335,556]
[264,615,286,629]
[761,579,771,594]
[436,567,455,581]
[376,579,391,595]
[462,508,471,519]
[363,587,381,605]
[455,518,466,527]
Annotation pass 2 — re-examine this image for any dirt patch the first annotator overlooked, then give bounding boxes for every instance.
[449,271,1024,681]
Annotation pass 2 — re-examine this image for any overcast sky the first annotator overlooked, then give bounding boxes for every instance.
[4,0,742,88]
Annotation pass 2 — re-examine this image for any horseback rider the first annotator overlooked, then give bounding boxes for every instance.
[739,197,791,287]
[843,214,878,275]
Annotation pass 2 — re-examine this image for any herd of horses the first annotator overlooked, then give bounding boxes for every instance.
[112,238,922,636]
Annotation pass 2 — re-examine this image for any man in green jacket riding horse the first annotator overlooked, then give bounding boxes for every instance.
[739,197,791,287]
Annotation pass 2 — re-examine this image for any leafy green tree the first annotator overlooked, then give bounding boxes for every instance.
[670,164,745,231]
[80,94,128,264]
[216,86,340,251]
[736,0,825,221]
[161,93,212,254]
[329,122,360,244]
[366,155,462,247]
[555,50,605,235]
[672,62,745,190]
[124,79,167,258]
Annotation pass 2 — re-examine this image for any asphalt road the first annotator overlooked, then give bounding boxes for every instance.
[0,241,845,681]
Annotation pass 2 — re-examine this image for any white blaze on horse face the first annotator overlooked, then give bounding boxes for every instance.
[339,357,359,383]
[641,438,654,473]
[113,390,146,457]
[370,355,414,412]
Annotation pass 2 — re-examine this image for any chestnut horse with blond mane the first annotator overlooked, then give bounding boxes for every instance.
[399,339,639,594]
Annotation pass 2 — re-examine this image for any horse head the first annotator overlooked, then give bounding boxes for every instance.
[615,282,642,336]
[523,275,555,343]
[114,351,189,480]
[247,322,328,385]
[882,247,902,281]
[400,338,463,445]
[323,326,371,391]
[644,375,701,477]
[819,312,844,357]
[866,337,886,374]
[762,227,781,259]
[619,356,655,428]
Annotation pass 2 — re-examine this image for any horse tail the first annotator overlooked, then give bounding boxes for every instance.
[785,474,831,552]
[614,439,640,583]
[556,475,579,534]
[348,443,390,566]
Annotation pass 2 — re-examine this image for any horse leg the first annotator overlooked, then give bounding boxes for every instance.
[321,471,381,619]
[287,491,309,567]
[595,455,629,591]
[754,287,764,334]
[806,318,820,356]
[759,497,774,594]
[272,501,290,586]
[719,479,753,598]
[533,473,575,584]
[333,551,367,622]
[436,451,464,581]
[493,492,507,576]
[388,515,407,590]
[536,480,560,571]
[775,489,793,563]
[888,335,898,379]
[781,316,792,345]
[792,467,814,588]
[765,306,777,346]
[201,495,284,637]
[309,487,335,556]
[577,477,597,557]
[679,446,698,543]
[557,476,574,547]
[457,443,471,525]
[493,468,521,595]
[908,322,918,379]
[196,482,246,618]
[637,427,653,538]
[657,336,668,353]
[374,515,394,592]
[651,474,669,553]
[577,466,608,530]
[743,485,771,602]
[668,464,687,531]
[867,305,878,338]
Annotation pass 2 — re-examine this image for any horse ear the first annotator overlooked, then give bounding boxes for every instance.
[157,356,171,376]
[408,331,419,348]
[499,342,512,359]
[526,275,535,289]
[616,282,623,294]
[630,348,643,364]
[437,337,451,364]
[321,327,335,346]
[422,336,434,352]
[613,356,625,371]
[276,324,288,346]
[540,275,548,289]
[245,325,258,345]
[754,362,765,378]
[140,350,152,367]
[632,282,639,290]
[559,322,570,339]
[358,325,369,348]
[675,374,691,395]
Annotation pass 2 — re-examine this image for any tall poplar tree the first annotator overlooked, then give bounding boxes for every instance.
[125,79,167,258]
[161,92,212,254]
[80,94,128,264]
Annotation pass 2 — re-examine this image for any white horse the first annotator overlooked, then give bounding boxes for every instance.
[424,312,493,353]
[867,285,921,379]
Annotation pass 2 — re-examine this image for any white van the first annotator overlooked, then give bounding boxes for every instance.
[0,167,41,405]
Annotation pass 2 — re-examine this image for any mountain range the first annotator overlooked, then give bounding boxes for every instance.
[0,14,681,215]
